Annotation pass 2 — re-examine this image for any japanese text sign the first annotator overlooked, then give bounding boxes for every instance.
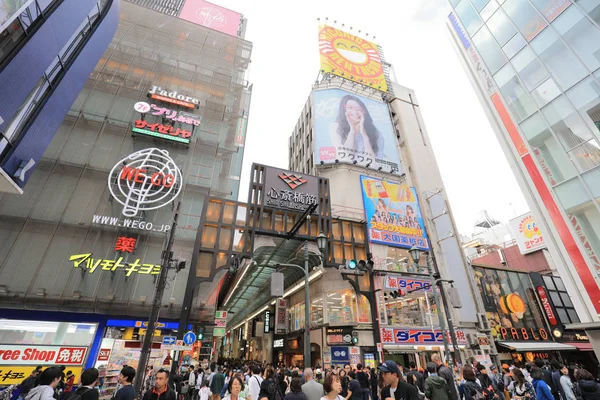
[0,345,88,365]
[326,327,353,346]
[380,328,467,345]
[69,254,161,276]
[509,212,546,254]
[115,236,137,253]
[0,366,82,385]
[262,166,319,213]
[133,119,192,144]
[384,275,433,292]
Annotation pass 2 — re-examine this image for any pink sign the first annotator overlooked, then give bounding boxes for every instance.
[179,0,241,36]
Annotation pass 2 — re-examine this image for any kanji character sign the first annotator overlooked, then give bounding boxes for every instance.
[115,236,137,253]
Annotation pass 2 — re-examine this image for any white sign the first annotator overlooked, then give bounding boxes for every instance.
[274,339,284,348]
[509,212,546,254]
[0,345,88,365]
[108,148,183,217]
[134,101,151,113]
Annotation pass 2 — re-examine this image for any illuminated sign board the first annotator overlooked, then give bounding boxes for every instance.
[132,119,192,144]
[263,166,319,213]
[326,327,353,346]
[148,86,199,109]
[380,328,468,345]
[114,236,137,253]
[69,254,161,276]
[264,311,270,333]
[0,345,87,365]
[536,286,558,326]
[273,339,284,348]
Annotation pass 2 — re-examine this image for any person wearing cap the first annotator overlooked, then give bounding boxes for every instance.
[379,361,418,400]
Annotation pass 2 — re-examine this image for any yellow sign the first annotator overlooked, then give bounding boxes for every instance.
[0,366,83,385]
[69,254,161,276]
[138,328,162,336]
[319,25,388,92]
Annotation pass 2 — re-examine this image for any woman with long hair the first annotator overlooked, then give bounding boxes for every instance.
[508,369,535,400]
[531,367,553,400]
[330,95,384,159]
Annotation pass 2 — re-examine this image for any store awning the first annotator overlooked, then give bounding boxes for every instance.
[497,341,577,351]
[563,342,595,351]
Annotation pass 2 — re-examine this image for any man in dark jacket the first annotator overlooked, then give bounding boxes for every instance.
[379,361,418,400]
[424,363,449,400]
[143,369,177,400]
[210,367,226,400]
[20,368,41,397]
[74,368,100,400]
[406,362,425,394]
[550,361,564,400]
[431,355,458,400]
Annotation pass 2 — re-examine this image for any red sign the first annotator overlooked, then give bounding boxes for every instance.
[134,120,192,139]
[0,346,87,365]
[499,326,549,341]
[97,349,111,361]
[119,164,176,188]
[115,236,137,253]
[537,286,558,326]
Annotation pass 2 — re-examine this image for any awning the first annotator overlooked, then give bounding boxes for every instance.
[497,341,577,351]
[563,342,595,351]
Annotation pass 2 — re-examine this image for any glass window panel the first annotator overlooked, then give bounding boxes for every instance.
[385,292,438,328]
[531,0,571,21]
[495,64,537,122]
[531,78,561,107]
[201,225,218,248]
[342,221,352,239]
[236,205,247,226]
[554,178,591,211]
[232,229,245,252]
[543,275,557,289]
[333,242,343,263]
[553,6,600,71]
[456,0,484,35]
[565,77,600,138]
[503,0,547,40]
[554,277,566,291]
[550,291,563,306]
[582,166,600,198]
[503,33,527,59]
[531,28,588,90]
[352,223,365,242]
[332,220,341,239]
[206,200,221,223]
[471,0,491,11]
[487,9,517,46]
[481,0,500,20]
[557,307,570,323]
[473,26,507,74]
[327,290,356,325]
[569,140,600,172]
[541,96,595,150]
[311,296,324,326]
[560,292,574,307]
[450,0,461,6]
[222,202,235,225]
[218,228,231,250]
[567,308,581,323]
[512,46,549,90]
[574,0,600,25]
[344,244,353,261]
[521,113,577,184]
[569,206,600,275]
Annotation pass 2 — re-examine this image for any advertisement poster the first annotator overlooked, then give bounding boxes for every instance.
[318,25,388,92]
[313,89,402,174]
[179,0,241,36]
[360,176,429,250]
[509,212,546,254]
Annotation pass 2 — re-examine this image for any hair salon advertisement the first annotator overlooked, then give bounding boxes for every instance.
[360,176,429,250]
[313,89,403,175]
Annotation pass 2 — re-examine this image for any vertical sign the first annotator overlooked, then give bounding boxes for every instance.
[275,298,288,334]
[264,310,270,333]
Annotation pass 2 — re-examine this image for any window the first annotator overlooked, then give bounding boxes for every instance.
[494,63,537,122]
[553,6,600,72]
[456,0,484,35]
[311,296,324,327]
[481,0,500,20]
[450,0,461,6]
[503,0,547,40]
[531,28,588,91]
[565,77,600,138]
[512,46,549,91]
[383,292,439,328]
[530,0,570,21]
[473,27,507,74]
[541,96,596,151]
[487,9,517,46]
[531,78,562,107]
[568,205,600,275]
[503,33,527,59]
[327,290,356,325]
[471,0,491,11]
[574,0,600,25]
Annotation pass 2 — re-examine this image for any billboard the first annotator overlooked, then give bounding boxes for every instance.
[262,166,319,213]
[179,0,241,37]
[313,89,402,174]
[360,176,429,250]
[509,212,546,254]
[319,25,387,92]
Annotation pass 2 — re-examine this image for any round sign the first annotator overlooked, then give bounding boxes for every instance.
[108,148,182,217]
[134,101,151,113]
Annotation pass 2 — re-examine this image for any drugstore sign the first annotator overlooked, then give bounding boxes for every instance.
[384,276,433,292]
[0,345,87,365]
[380,328,467,345]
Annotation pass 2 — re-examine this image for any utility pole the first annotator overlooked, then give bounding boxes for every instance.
[303,241,311,369]
[134,201,181,397]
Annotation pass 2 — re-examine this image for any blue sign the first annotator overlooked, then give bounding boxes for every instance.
[163,336,176,345]
[331,346,350,363]
[183,331,196,345]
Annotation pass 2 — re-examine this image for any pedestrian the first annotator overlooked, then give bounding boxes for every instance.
[63,371,75,399]
[25,367,63,400]
[559,366,575,400]
[211,368,227,400]
[532,368,553,400]
[259,367,280,400]
[285,378,307,400]
[340,371,348,399]
[222,376,245,400]
[355,365,370,400]
[143,369,177,400]
[249,367,264,400]
[301,369,324,400]
[507,369,534,400]
[461,367,483,400]
[407,362,425,394]
[378,361,418,400]
[432,355,459,400]
[113,366,136,400]
[321,374,343,400]
[425,362,450,400]
[575,369,600,400]
[475,364,497,400]
[19,368,41,399]
[199,382,213,400]
[347,372,362,400]
[73,368,99,400]
[370,369,378,400]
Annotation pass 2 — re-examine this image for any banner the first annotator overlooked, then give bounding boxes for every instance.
[509,212,545,254]
[0,345,88,365]
[360,176,429,250]
[319,25,387,92]
[0,366,82,386]
[313,89,402,174]
[179,0,241,36]
[275,298,288,334]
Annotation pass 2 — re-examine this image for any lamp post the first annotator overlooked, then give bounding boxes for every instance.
[409,245,461,366]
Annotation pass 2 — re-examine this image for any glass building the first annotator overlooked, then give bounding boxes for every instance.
[447,0,600,351]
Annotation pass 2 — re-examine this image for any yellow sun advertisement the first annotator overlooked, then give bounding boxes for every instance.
[319,25,388,92]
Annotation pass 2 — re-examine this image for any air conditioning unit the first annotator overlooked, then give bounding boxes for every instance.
[466,333,479,347]
[476,313,491,332]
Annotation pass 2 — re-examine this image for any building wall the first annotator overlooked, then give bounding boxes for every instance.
[446,0,600,322]
[471,244,552,273]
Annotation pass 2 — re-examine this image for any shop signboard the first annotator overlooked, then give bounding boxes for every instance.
[97,349,111,361]
[273,339,284,348]
[264,311,270,333]
[132,120,193,144]
[380,328,468,345]
[331,346,350,363]
[0,345,88,365]
[275,298,288,334]
[0,366,83,386]
[360,176,429,250]
[148,86,199,109]
[312,89,402,174]
[384,275,433,292]
[179,0,242,37]
[213,328,226,337]
[477,335,491,351]
[326,327,354,346]
[215,311,228,319]
[536,286,558,326]
[509,213,546,254]
[262,166,319,213]
[68,253,161,276]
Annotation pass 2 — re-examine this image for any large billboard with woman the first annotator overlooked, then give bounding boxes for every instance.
[360,176,429,250]
[313,89,403,175]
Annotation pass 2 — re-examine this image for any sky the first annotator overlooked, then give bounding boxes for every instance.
[219,0,530,235]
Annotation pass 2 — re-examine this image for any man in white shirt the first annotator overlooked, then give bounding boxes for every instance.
[187,366,196,400]
[248,366,263,400]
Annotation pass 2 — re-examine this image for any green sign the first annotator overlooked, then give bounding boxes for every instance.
[213,327,226,337]
[132,127,190,144]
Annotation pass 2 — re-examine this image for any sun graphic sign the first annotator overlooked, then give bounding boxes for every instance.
[509,212,546,254]
[319,25,388,92]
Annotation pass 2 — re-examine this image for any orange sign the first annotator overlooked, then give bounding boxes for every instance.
[319,25,387,92]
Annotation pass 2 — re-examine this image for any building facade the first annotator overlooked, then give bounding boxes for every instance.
[446,0,600,356]
[0,0,252,376]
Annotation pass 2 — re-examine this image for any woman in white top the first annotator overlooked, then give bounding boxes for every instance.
[223,376,245,400]
[321,373,344,400]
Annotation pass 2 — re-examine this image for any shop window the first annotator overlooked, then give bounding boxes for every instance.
[503,0,547,41]
[495,64,537,122]
[456,0,484,35]
[487,8,517,47]
[327,290,356,325]
[356,294,372,323]
[384,291,438,328]
[553,5,600,72]
[0,320,97,346]
[311,297,324,327]
[473,26,507,74]
[574,0,600,25]
[291,303,305,331]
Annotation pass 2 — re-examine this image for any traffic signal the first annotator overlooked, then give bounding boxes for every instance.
[346,260,357,270]
[384,289,405,301]
[197,332,204,340]
[352,330,359,345]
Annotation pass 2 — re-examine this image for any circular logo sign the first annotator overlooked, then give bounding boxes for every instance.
[519,216,541,239]
[134,101,151,113]
[108,148,182,217]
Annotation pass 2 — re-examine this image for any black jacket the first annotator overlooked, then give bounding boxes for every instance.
[284,392,308,400]
[74,387,99,400]
[462,381,482,400]
[142,387,177,400]
[381,382,418,400]
[407,371,425,392]
[578,379,600,400]
[438,365,458,400]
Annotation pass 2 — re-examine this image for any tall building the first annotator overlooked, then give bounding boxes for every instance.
[0,0,252,375]
[446,0,600,355]
[0,0,120,194]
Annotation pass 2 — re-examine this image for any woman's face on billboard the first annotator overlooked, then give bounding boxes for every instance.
[345,99,364,123]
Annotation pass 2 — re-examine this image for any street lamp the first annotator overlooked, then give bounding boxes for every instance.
[317,232,327,255]
[409,245,421,265]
